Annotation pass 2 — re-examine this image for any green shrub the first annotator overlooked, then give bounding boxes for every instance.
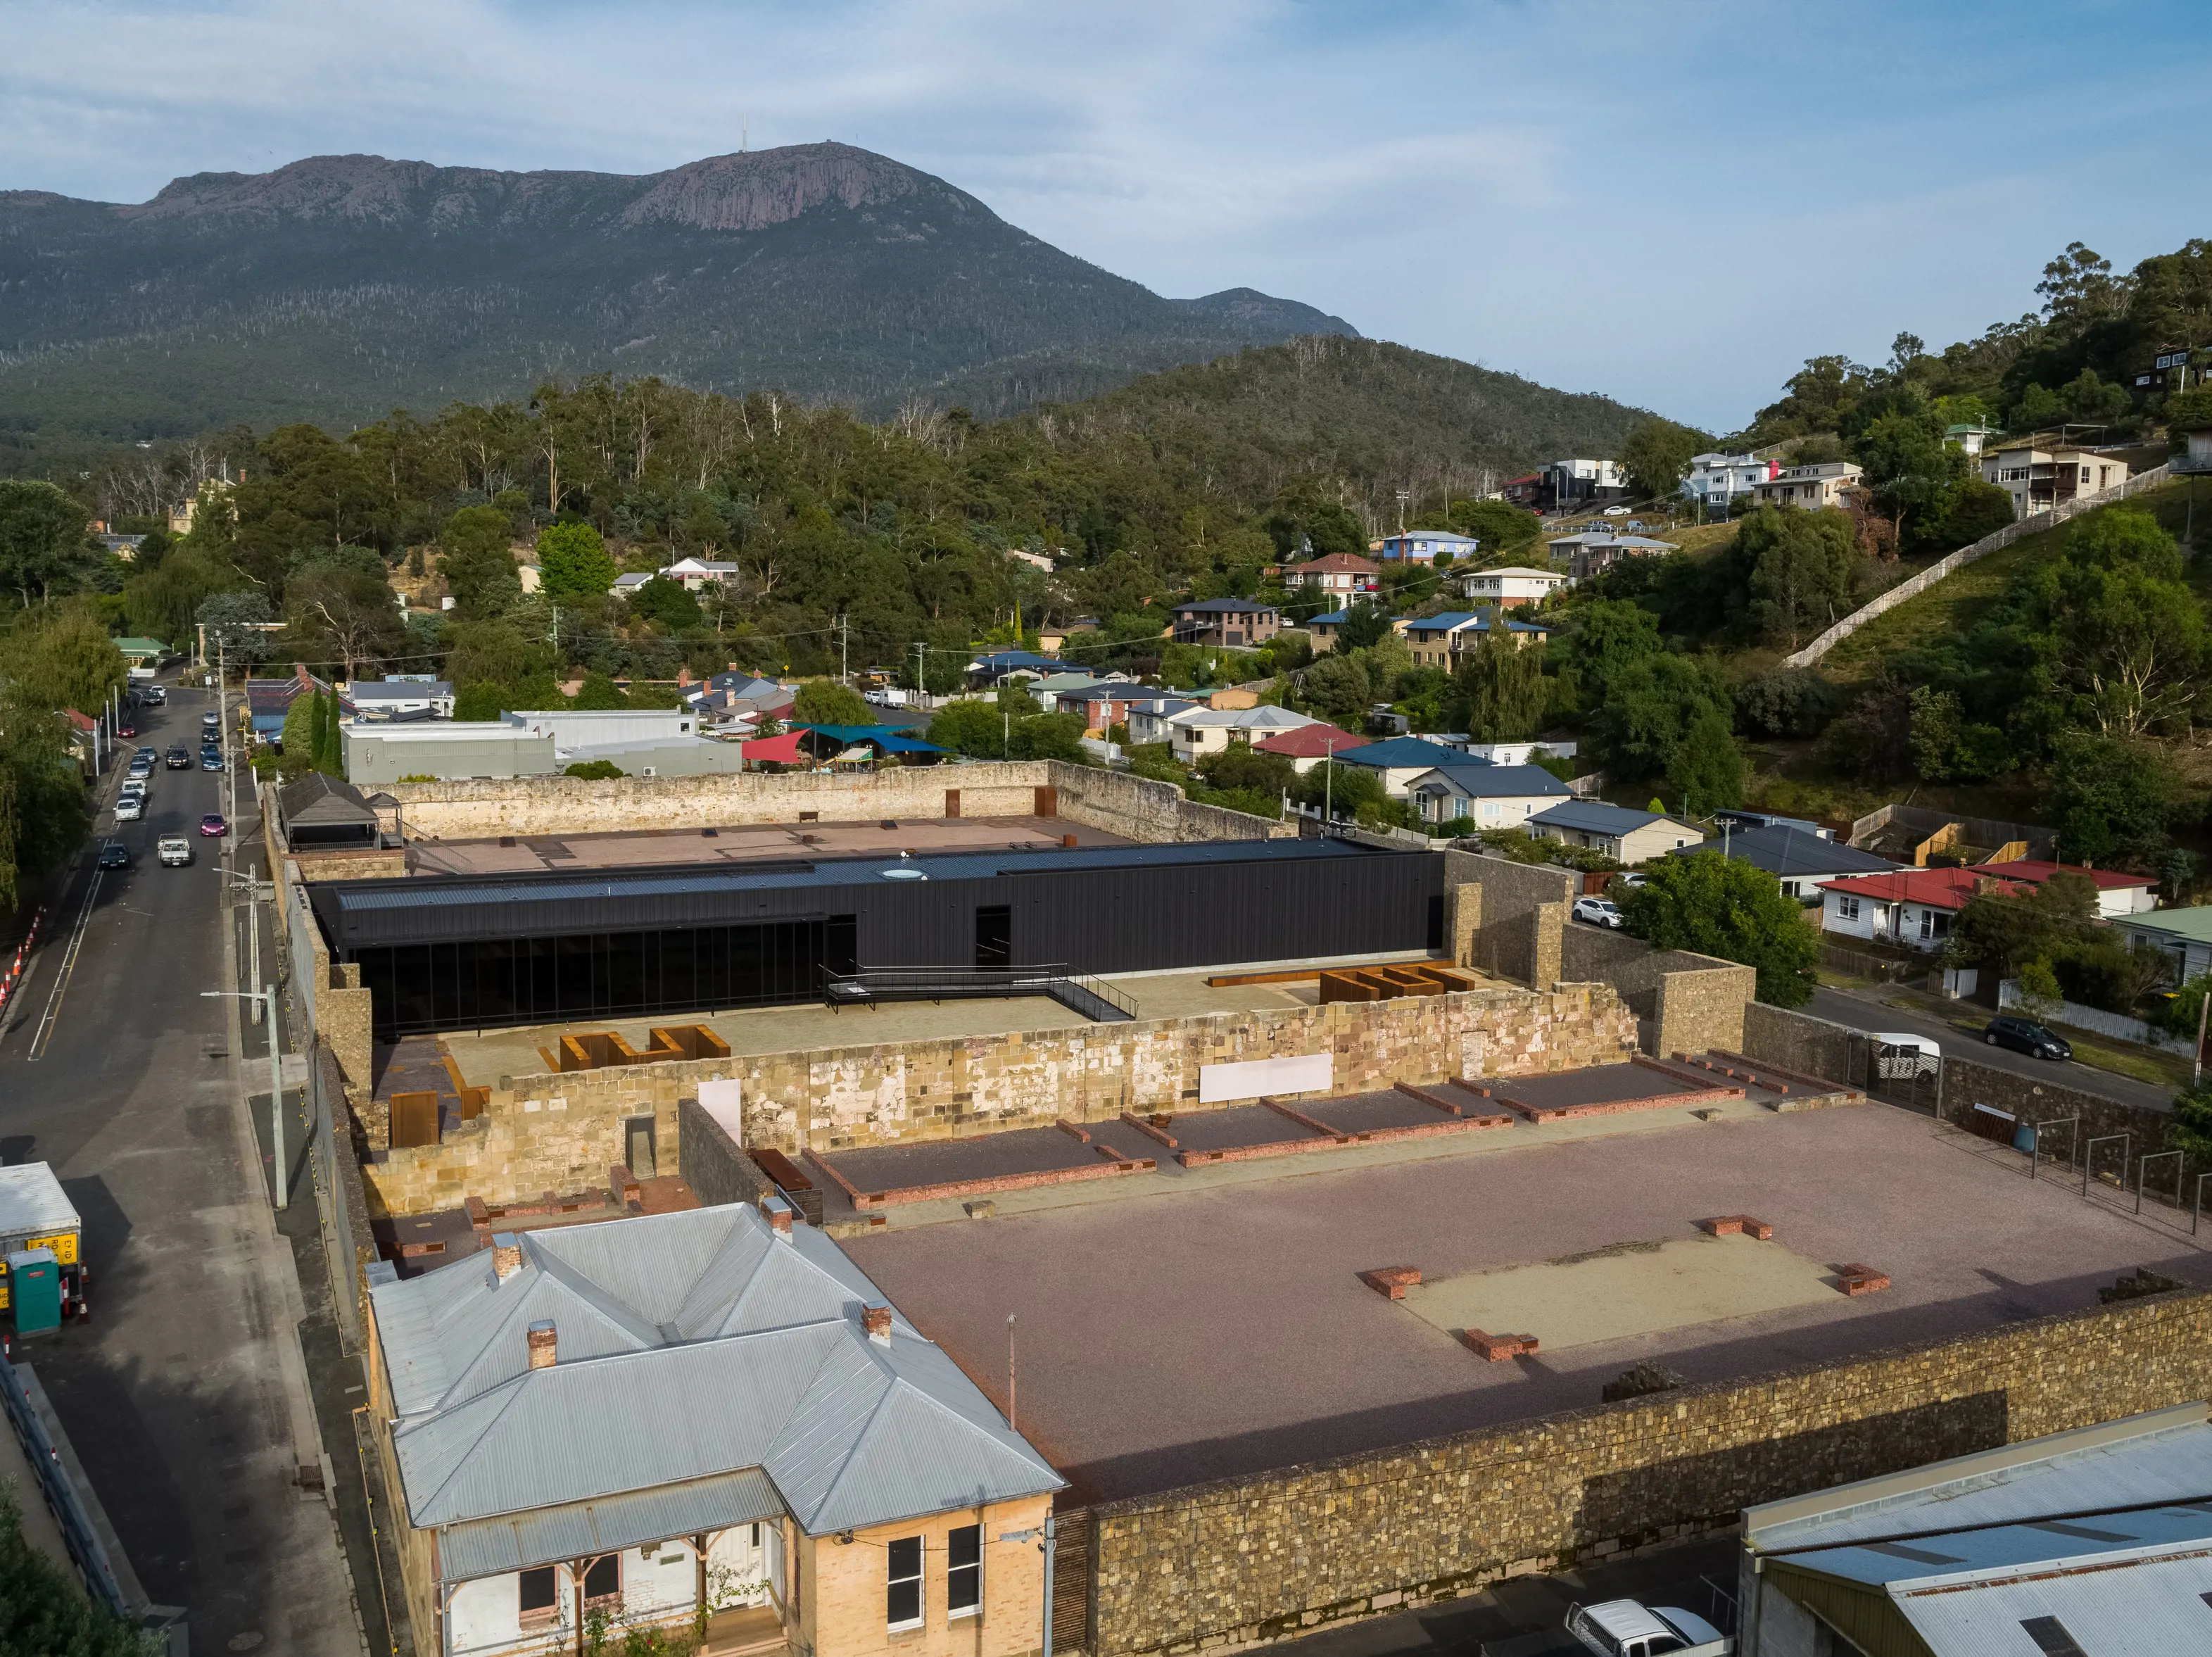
[563,760,626,780]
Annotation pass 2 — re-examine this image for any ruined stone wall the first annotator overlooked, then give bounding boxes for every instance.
[677,1097,776,1209]
[1941,1057,2185,1169]
[360,984,1638,1215]
[1085,1290,2212,1657]
[1441,852,1574,983]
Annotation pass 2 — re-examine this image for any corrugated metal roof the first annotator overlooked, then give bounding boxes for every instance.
[1894,1542,2212,1655]
[1788,1504,2212,1586]
[373,1206,1062,1553]
[1528,800,1675,836]
[1686,825,1898,878]
[438,1468,784,1578]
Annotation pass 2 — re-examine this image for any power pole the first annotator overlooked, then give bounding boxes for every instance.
[911,642,926,705]
[839,615,849,686]
[267,981,286,1211]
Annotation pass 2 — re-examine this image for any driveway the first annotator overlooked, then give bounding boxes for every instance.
[1806,985,2176,1115]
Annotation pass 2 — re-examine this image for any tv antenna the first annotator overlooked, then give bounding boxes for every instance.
[740,115,747,153]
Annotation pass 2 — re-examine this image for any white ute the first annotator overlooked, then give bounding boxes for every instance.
[1567,1599,1731,1657]
[158,836,193,867]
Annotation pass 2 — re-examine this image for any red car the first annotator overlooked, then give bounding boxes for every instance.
[117,722,136,739]
[198,813,227,837]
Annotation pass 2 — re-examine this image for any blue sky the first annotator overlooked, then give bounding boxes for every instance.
[3,0,2207,430]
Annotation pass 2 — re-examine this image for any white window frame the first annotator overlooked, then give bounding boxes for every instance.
[946,1524,982,1620]
[1836,895,1862,922]
[887,1535,925,1631]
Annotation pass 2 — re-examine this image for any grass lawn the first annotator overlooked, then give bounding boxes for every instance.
[1882,989,2191,1092]
[1821,480,2194,688]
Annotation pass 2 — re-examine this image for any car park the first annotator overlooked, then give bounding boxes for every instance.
[158,837,193,867]
[1571,895,1624,929]
[96,839,129,870]
[165,746,191,769]
[199,813,227,837]
[1985,1014,2072,1061]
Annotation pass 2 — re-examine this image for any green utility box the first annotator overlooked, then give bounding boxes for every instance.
[4,1249,58,1334]
[0,1164,87,1331]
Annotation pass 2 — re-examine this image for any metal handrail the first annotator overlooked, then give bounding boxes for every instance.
[819,964,1137,1020]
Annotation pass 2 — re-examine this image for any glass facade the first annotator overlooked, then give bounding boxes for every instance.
[356,916,857,1040]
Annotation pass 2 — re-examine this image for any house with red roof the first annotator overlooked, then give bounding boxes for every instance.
[1252,724,1368,774]
[1974,860,2157,919]
[1817,867,2030,952]
[1280,552,1380,598]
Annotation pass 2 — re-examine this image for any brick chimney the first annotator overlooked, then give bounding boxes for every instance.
[492,1232,523,1282]
[526,1320,557,1368]
[862,1304,892,1345]
[763,1194,794,1239]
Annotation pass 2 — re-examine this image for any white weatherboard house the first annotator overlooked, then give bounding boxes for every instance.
[1455,566,1565,608]
[367,1203,1061,1657]
[1402,763,1571,827]
[1525,801,1700,866]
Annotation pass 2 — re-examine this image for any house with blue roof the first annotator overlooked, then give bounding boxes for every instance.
[1402,610,1550,671]
[1526,800,1702,865]
[1400,763,1572,828]
[966,650,1065,686]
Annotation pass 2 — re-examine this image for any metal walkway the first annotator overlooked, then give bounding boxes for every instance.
[821,964,1137,1022]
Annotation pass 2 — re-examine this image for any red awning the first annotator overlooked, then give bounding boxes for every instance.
[740,730,805,762]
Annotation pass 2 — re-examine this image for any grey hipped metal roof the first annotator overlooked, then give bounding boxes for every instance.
[1527,800,1679,837]
[372,1205,1062,1572]
[277,771,378,827]
[1681,824,1900,880]
[440,1468,783,1579]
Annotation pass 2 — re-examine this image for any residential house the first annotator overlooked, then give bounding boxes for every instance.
[1171,598,1280,648]
[1303,610,1410,655]
[1500,473,1544,510]
[1712,808,1833,840]
[1944,421,1998,460]
[1026,672,1111,713]
[2173,404,2212,474]
[1544,458,1626,509]
[1817,867,2025,952]
[346,676,455,723]
[1054,683,1149,735]
[365,1203,1061,1657]
[1749,461,1864,510]
[1252,724,1367,774]
[1123,696,1203,745]
[1526,801,1702,867]
[1684,824,1901,900]
[966,651,1066,687]
[1448,738,1575,767]
[2118,907,2212,982]
[612,571,657,597]
[660,556,743,591]
[1546,532,1676,581]
[1455,566,1565,608]
[1401,763,1572,828]
[1331,736,1483,798]
[1736,1403,2212,1657]
[1004,546,1054,572]
[1684,453,1776,513]
[1980,442,2131,519]
[1282,552,1381,597]
[1165,704,1322,764]
[1035,619,1099,655]
[247,674,315,740]
[1401,610,1550,670]
[1376,530,1480,565]
[96,532,148,561]
[1977,859,2158,918]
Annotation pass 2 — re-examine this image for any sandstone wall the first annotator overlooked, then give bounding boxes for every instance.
[359,984,1638,1215]
[1940,1057,2185,1171]
[1742,1002,1862,1085]
[1085,1290,2212,1657]
[677,1097,776,1209]
[1441,852,1574,983]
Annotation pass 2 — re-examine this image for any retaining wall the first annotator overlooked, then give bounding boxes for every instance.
[1786,465,2173,668]
[1741,1002,1862,1086]
[1085,1289,2212,1657]
[358,984,1638,1216]
[378,760,1289,845]
[1940,1057,2182,1171]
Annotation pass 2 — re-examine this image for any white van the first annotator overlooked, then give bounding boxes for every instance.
[1872,1032,1941,1079]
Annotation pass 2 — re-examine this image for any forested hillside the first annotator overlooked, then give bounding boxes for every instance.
[0,143,1354,456]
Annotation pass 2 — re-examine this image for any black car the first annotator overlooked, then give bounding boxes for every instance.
[165,745,191,768]
[1985,1014,2072,1061]
[96,839,130,871]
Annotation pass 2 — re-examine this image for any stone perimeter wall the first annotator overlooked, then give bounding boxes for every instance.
[359,984,1638,1216]
[1085,1289,2212,1657]
[377,760,1289,845]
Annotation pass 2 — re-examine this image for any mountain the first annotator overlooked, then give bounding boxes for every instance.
[0,144,1357,441]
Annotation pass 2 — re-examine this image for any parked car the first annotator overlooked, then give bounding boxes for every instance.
[165,746,191,769]
[96,839,130,870]
[158,836,193,867]
[140,684,166,705]
[116,722,136,739]
[198,813,227,836]
[1985,1014,2071,1061]
[127,758,154,781]
[1601,504,1633,517]
[200,750,225,771]
[1572,896,1624,929]
[1872,1032,1942,1078]
[1567,1600,1730,1657]
[115,795,144,821]
[119,779,148,802]
[201,709,220,729]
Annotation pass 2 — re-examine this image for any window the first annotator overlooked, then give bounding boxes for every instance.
[1837,895,1862,921]
[947,1524,981,1617]
[2080,466,2092,482]
[887,1537,923,1629]
[583,1554,621,1607]
[519,1565,560,1626]
[2018,1618,2089,1657]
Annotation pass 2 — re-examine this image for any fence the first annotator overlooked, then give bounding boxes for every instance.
[1817,941,1924,984]
[304,1041,372,1354]
[1996,978,2194,1055]
[1785,463,2173,668]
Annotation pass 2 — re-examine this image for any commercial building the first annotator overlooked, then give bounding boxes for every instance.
[1981,441,2132,518]
[343,722,560,786]
[1525,801,1700,865]
[1738,1404,2212,1657]
[310,838,1446,1041]
[1749,461,1864,510]
[365,1203,1062,1657]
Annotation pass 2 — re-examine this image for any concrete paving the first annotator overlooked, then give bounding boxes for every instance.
[841,1099,2212,1504]
[0,683,362,1653]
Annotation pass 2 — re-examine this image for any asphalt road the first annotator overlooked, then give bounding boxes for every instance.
[1805,985,2176,1114]
[0,683,360,1653]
